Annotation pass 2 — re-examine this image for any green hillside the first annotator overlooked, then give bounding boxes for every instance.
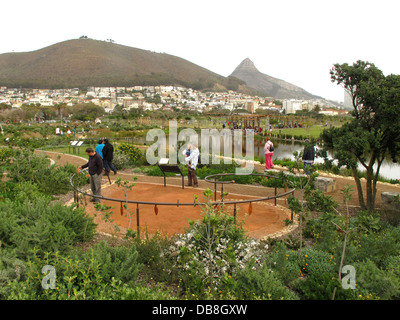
[0,38,248,92]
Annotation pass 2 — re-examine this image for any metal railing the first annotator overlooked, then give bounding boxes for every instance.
[70,170,296,237]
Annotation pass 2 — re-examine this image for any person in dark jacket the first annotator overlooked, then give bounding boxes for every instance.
[102,138,117,176]
[79,147,103,203]
[302,139,315,175]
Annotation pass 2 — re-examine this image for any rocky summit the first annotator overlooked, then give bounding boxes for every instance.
[230,58,321,100]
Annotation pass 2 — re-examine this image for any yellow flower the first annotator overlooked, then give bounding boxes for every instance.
[305,255,308,258]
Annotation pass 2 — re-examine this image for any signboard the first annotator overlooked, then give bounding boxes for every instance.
[76,141,84,147]
[159,158,169,164]
[70,141,78,146]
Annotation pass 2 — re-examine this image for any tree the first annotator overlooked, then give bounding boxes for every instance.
[71,103,105,121]
[321,60,400,212]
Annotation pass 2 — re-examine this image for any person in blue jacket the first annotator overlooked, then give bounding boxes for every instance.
[95,139,105,159]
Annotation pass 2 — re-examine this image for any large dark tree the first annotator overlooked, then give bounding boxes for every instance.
[321,60,400,211]
[71,103,105,121]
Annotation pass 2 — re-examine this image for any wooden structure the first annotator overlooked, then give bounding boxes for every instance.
[228,114,266,130]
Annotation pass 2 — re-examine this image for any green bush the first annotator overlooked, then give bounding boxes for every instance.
[0,197,96,259]
[3,245,165,300]
[88,241,141,285]
[164,190,265,297]
[264,242,300,285]
[294,271,356,300]
[0,249,26,299]
[112,152,132,170]
[5,249,108,300]
[233,263,299,300]
[136,232,179,284]
[7,150,89,195]
[115,143,146,165]
[355,259,400,299]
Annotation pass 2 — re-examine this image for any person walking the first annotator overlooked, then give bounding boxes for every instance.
[78,147,103,203]
[264,137,274,171]
[95,139,105,159]
[102,138,117,176]
[302,139,315,175]
[183,144,199,187]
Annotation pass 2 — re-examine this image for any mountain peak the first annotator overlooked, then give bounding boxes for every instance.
[230,58,320,100]
[232,58,259,73]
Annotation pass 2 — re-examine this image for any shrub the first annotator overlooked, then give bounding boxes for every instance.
[7,150,89,195]
[233,263,299,300]
[0,197,96,259]
[112,152,132,170]
[5,249,107,300]
[115,143,146,165]
[136,232,179,284]
[0,249,26,299]
[355,259,400,300]
[164,189,266,297]
[294,271,356,300]
[88,241,141,285]
[264,242,300,285]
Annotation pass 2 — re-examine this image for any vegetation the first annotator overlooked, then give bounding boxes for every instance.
[0,59,399,301]
[322,60,400,212]
[1,142,399,301]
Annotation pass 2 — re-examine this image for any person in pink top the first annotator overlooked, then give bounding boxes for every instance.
[264,137,274,170]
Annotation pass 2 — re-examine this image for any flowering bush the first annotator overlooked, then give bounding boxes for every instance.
[163,189,267,296]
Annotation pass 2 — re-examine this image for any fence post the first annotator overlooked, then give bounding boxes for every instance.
[136,203,140,239]
[290,190,295,221]
[214,179,217,201]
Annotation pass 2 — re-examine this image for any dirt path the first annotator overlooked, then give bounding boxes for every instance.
[36,150,400,239]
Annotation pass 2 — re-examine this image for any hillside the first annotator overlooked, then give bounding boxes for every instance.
[0,38,248,92]
[230,58,322,100]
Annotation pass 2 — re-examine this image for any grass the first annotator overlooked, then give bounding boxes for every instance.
[38,145,96,157]
[274,125,330,139]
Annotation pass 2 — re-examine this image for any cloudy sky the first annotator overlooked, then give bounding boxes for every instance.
[2,0,400,102]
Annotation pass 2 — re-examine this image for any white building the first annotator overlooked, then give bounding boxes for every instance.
[344,88,353,110]
[221,103,234,111]
[29,95,53,106]
[282,99,303,114]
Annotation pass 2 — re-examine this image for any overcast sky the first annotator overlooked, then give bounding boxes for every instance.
[2,0,400,102]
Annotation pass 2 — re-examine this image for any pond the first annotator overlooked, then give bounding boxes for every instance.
[131,132,400,180]
[252,138,400,181]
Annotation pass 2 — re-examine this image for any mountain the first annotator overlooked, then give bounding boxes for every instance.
[0,38,249,92]
[230,58,322,100]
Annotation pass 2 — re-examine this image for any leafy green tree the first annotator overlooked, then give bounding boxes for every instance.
[322,60,400,211]
[71,103,105,121]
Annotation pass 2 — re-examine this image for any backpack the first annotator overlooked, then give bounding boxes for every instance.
[269,143,274,152]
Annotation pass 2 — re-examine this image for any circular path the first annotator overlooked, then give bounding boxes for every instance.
[35,149,400,240]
